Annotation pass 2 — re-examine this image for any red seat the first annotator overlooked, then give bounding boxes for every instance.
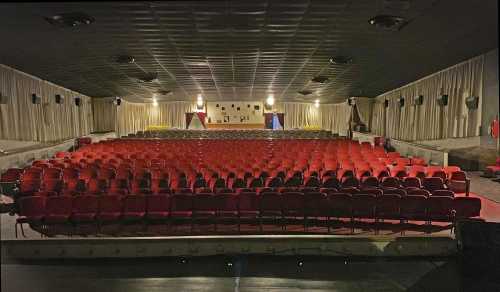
[146,195,170,220]
[71,195,99,223]
[18,180,41,196]
[214,193,239,219]
[328,193,352,219]
[407,188,430,197]
[360,188,383,197]
[453,197,481,219]
[122,195,146,221]
[431,190,454,197]
[380,177,400,189]
[97,195,123,222]
[402,177,421,189]
[352,194,376,220]
[44,196,73,224]
[170,194,193,219]
[322,177,340,189]
[422,177,446,192]
[447,171,469,194]
[360,176,379,189]
[375,194,401,220]
[282,192,305,218]
[238,192,260,219]
[87,178,108,195]
[259,192,282,229]
[427,196,453,222]
[400,195,427,221]
[340,176,359,189]
[15,196,45,237]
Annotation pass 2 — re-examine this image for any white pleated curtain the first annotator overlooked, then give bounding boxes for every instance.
[354,97,373,130]
[320,101,352,136]
[0,64,93,142]
[92,98,117,132]
[115,100,197,136]
[274,102,321,129]
[371,54,484,141]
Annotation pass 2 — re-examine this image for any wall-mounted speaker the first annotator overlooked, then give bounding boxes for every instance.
[398,97,405,107]
[116,98,121,106]
[414,95,423,105]
[437,94,448,106]
[347,97,356,106]
[55,94,64,104]
[32,93,41,104]
[384,99,389,108]
[465,96,479,109]
[0,92,9,104]
[74,97,81,107]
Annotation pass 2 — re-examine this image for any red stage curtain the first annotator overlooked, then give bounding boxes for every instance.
[185,113,194,129]
[196,112,206,128]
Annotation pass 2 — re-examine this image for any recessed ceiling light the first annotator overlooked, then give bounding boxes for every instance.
[157,89,171,95]
[298,89,313,96]
[137,73,159,83]
[311,76,329,83]
[116,55,135,64]
[45,12,95,27]
[329,56,353,65]
[368,15,407,31]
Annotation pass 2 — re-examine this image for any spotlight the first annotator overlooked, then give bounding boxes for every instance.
[180,258,187,264]
[226,261,233,267]
[297,260,304,267]
[266,94,275,106]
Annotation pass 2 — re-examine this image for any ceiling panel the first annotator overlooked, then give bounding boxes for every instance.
[0,0,497,103]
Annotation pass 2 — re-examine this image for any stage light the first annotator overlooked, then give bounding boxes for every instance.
[197,93,203,101]
[197,99,204,107]
[314,99,320,108]
[266,94,275,106]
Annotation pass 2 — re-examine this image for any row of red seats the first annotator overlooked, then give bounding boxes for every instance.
[16,192,481,237]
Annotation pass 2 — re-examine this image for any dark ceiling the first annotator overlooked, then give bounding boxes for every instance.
[0,0,497,103]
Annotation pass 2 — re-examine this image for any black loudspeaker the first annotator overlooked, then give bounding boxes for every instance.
[0,92,9,104]
[437,94,448,106]
[384,99,389,108]
[398,97,405,107]
[465,96,479,109]
[116,98,121,106]
[415,95,423,105]
[348,97,355,106]
[31,93,41,104]
[55,94,64,104]
[74,97,81,107]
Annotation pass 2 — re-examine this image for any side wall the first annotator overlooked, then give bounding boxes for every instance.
[0,64,93,142]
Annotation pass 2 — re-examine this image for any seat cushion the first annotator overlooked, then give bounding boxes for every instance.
[122,212,145,220]
[45,215,70,224]
[239,210,259,217]
[217,211,239,217]
[194,210,216,217]
[97,212,121,221]
[146,211,170,220]
[171,211,193,218]
[72,213,96,222]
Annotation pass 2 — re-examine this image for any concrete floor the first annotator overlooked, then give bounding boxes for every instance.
[2,256,499,292]
[467,171,500,203]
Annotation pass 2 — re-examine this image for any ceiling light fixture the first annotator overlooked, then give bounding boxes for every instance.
[314,99,320,108]
[266,94,275,106]
[152,97,158,107]
[329,56,353,65]
[368,15,407,31]
[45,12,95,27]
[298,89,313,96]
[311,76,329,83]
[115,55,135,64]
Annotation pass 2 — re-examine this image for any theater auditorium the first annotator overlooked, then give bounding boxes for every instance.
[1,1,499,291]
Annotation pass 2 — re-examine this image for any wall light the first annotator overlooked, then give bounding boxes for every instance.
[314,99,320,108]
[152,98,158,107]
[266,94,275,106]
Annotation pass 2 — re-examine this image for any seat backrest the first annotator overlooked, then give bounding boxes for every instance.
[99,195,123,213]
[45,196,73,215]
[431,190,454,197]
[282,192,304,211]
[170,194,193,212]
[146,195,170,213]
[214,193,238,212]
[260,192,282,211]
[193,193,215,211]
[427,196,453,218]
[73,195,99,213]
[19,196,46,217]
[422,177,445,192]
[453,197,481,218]
[123,195,147,212]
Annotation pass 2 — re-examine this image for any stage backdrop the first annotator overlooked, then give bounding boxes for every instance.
[206,101,264,126]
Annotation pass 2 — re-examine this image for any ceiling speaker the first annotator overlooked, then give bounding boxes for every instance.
[437,94,448,106]
[415,95,423,105]
[0,92,8,104]
[32,93,41,104]
[74,97,81,107]
[465,96,479,109]
[55,94,64,104]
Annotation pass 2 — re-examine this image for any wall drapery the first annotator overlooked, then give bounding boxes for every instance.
[92,98,116,133]
[371,53,484,141]
[354,97,373,130]
[0,64,93,142]
[274,102,321,129]
[114,100,197,136]
[320,101,352,136]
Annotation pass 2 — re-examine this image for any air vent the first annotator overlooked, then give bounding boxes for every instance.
[368,15,407,31]
[138,73,159,83]
[311,76,329,83]
[298,89,313,96]
[45,12,95,27]
[329,56,353,65]
[116,55,135,64]
[157,89,172,95]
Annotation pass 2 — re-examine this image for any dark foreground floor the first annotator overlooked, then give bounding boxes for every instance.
[2,255,499,292]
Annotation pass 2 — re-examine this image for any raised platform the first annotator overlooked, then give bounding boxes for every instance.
[1,235,457,260]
